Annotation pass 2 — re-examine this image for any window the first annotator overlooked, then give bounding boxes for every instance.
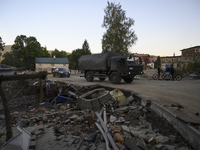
[195,49,198,52]
[171,58,174,62]
[63,63,66,66]
[165,59,168,62]
[51,63,54,66]
[188,57,190,60]
[177,58,180,61]
[177,64,180,67]
[197,56,199,60]
[199,48,200,52]
[184,57,187,61]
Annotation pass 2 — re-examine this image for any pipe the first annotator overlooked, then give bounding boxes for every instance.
[95,123,110,150]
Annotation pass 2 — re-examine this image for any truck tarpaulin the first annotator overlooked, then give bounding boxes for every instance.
[78,53,120,70]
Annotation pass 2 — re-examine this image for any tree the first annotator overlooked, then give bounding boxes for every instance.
[0,36,5,57]
[11,35,44,70]
[41,46,51,57]
[154,56,161,68]
[102,2,138,55]
[51,49,68,58]
[82,39,91,55]
[68,48,84,69]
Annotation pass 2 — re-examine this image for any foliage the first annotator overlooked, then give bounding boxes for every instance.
[41,46,51,57]
[154,56,161,68]
[101,2,137,55]
[51,49,68,58]
[82,39,91,55]
[183,59,200,73]
[2,35,50,70]
[68,40,92,69]
[0,36,5,57]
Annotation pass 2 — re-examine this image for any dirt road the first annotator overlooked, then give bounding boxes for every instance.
[47,74,200,123]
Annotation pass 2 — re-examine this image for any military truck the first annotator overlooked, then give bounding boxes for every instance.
[78,53,143,84]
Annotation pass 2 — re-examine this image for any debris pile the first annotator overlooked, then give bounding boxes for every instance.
[0,81,194,150]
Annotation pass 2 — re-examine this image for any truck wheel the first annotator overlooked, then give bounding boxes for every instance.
[99,78,106,81]
[86,71,94,82]
[123,77,134,83]
[110,72,121,84]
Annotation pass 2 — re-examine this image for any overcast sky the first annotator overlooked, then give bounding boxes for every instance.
[1,0,200,56]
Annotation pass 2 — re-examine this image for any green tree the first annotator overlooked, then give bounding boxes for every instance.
[11,35,44,70]
[67,48,84,69]
[102,2,138,55]
[0,36,5,57]
[82,39,91,55]
[1,51,23,68]
[41,46,51,57]
[154,56,161,68]
[51,49,68,58]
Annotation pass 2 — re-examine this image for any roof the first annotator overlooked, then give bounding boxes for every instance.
[180,45,200,51]
[35,57,69,64]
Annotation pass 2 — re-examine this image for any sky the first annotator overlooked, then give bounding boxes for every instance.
[0,0,200,56]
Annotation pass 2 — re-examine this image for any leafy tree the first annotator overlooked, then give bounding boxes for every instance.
[1,51,23,68]
[41,46,51,57]
[68,48,84,69]
[0,36,5,57]
[51,49,68,58]
[11,35,44,70]
[82,39,91,55]
[102,2,138,55]
[154,56,161,68]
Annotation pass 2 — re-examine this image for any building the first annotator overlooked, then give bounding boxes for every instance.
[160,55,182,70]
[133,53,157,69]
[180,46,200,69]
[35,57,69,73]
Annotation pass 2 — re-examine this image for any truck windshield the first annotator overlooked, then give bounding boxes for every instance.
[127,56,141,65]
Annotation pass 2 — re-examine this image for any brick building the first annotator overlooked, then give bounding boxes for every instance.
[180,46,200,68]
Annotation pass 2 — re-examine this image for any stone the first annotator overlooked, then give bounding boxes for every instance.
[155,136,169,144]
[148,137,156,146]
[136,138,147,150]
[114,133,124,143]
[124,138,141,150]
[121,125,130,133]
[169,135,177,142]
[116,142,125,149]
[155,144,165,150]
[67,138,75,147]
[110,115,117,123]
[118,96,134,106]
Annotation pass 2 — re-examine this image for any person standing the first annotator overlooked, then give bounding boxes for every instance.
[170,65,175,80]
[158,66,161,79]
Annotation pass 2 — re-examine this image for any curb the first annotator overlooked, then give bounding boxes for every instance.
[149,101,200,149]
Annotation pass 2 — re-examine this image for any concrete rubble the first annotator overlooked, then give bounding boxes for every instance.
[0,80,196,150]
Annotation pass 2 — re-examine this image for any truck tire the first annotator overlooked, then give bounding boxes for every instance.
[99,78,106,81]
[86,71,94,82]
[110,72,121,84]
[123,77,134,83]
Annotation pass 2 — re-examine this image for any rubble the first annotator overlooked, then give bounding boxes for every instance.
[0,81,196,150]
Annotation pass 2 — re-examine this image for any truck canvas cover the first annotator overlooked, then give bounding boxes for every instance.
[78,53,120,70]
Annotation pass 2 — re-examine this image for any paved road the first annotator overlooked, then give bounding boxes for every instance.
[47,74,200,123]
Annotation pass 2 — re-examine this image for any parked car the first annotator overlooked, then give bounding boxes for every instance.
[53,68,70,77]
